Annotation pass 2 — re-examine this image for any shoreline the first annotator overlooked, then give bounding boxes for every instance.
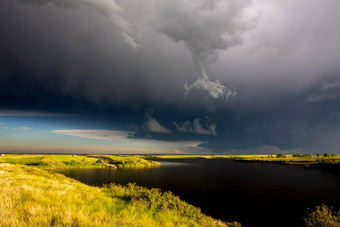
[0,163,238,226]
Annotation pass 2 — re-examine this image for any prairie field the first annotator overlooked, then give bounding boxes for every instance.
[0,163,237,227]
[0,154,160,169]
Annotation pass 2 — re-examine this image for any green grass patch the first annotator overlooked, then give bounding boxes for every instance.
[0,164,238,226]
[89,155,161,168]
[0,154,161,169]
[0,154,106,169]
[143,155,236,159]
[1,156,44,164]
[146,154,340,166]
[230,154,340,166]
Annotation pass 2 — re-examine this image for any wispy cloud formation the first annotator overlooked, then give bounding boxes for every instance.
[307,82,339,102]
[173,149,184,154]
[173,118,217,136]
[52,129,134,141]
[13,127,30,130]
[0,145,167,155]
[307,93,338,103]
[142,114,171,134]
[0,123,30,131]
[184,74,237,100]
[321,82,340,92]
[51,129,205,153]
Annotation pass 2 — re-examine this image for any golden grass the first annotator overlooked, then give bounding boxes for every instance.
[88,155,161,168]
[144,155,272,159]
[230,154,340,165]
[146,154,340,166]
[0,164,239,227]
[0,154,161,169]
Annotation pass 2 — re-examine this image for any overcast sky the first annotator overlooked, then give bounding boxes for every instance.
[1,0,340,154]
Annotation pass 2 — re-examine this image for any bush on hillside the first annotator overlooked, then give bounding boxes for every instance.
[276,154,287,158]
[304,204,340,227]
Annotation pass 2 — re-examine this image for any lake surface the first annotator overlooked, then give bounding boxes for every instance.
[56,159,340,227]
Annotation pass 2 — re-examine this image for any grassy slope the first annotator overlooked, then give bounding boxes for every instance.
[1,154,339,167]
[144,155,234,159]
[147,154,340,165]
[89,155,161,168]
[0,154,104,168]
[229,155,340,165]
[144,155,278,160]
[0,164,239,227]
[0,154,160,169]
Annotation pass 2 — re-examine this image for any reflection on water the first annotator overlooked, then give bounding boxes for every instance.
[158,161,193,166]
[56,159,340,227]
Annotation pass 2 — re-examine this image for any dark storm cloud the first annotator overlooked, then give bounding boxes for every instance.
[3,0,340,105]
[154,0,255,99]
[16,0,140,49]
[212,0,340,107]
[0,0,255,105]
[1,0,340,153]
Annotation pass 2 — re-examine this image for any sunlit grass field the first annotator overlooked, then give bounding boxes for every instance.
[0,154,339,226]
[0,154,104,168]
[0,163,238,227]
[0,154,160,169]
[147,154,340,165]
[88,155,161,168]
[227,154,340,165]
[3,154,338,168]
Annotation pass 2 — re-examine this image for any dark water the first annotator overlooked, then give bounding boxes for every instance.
[56,159,340,227]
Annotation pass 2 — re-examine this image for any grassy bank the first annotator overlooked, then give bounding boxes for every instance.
[89,155,161,168]
[0,154,105,168]
[0,154,160,169]
[144,155,234,159]
[229,154,340,166]
[0,164,239,227]
[145,154,340,166]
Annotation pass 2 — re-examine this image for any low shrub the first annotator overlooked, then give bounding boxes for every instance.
[276,154,287,158]
[293,154,310,158]
[304,204,340,227]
